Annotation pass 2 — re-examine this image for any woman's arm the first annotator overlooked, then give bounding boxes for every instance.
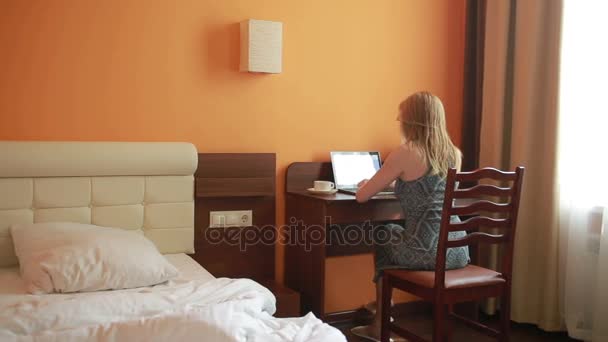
[355,149,406,203]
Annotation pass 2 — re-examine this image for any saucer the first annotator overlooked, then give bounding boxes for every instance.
[307,188,338,195]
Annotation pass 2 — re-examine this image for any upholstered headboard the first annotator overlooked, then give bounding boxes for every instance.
[0,141,198,267]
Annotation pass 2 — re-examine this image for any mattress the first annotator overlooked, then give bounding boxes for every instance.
[163,253,215,283]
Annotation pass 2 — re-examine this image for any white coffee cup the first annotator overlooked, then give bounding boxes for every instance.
[314,180,335,191]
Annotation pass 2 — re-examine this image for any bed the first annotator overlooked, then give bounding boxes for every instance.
[0,141,345,342]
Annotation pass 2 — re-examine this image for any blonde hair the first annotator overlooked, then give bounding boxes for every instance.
[397,91,462,177]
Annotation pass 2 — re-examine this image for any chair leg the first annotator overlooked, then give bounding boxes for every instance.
[499,293,511,342]
[444,304,453,342]
[433,301,445,342]
[380,274,392,342]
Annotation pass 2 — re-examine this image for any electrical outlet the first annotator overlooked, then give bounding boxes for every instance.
[209,210,253,228]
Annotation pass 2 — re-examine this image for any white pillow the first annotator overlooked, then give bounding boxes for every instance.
[10,222,179,294]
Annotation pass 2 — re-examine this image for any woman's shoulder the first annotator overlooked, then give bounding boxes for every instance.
[385,144,427,180]
[389,143,422,163]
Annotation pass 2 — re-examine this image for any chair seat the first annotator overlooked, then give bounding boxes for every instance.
[385,265,505,289]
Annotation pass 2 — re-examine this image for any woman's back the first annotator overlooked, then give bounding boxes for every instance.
[373,172,469,279]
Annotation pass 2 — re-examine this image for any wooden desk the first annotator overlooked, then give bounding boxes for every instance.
[284,162,480,321]
[284,162,404,318]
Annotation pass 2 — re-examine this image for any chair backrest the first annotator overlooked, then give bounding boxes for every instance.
[434,167,525,290]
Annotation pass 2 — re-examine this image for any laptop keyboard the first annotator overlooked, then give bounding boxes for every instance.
[343,188,394,195]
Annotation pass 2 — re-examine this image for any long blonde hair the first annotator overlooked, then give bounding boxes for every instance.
[398,91,462,177]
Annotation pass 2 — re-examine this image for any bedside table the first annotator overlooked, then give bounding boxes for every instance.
[259,280,301,318]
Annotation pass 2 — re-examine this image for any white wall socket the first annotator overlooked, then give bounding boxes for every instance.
[209,210,253,228]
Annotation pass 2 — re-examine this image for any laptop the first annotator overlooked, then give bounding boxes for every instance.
[330,151,394,196]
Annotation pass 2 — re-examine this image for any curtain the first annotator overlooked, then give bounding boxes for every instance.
[478,0,564,331]
[558,206,608,341]
[558,0,608,340]
[460,0,486,172]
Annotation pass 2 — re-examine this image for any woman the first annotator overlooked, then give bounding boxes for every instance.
[351,92,469,341]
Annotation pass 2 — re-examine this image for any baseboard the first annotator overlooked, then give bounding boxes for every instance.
[325,301,433,326]
[325,308,372,325]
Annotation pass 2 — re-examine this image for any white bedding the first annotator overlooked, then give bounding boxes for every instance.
[0,254,345,342]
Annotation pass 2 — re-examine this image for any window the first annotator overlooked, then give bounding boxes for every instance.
[558,0,608,207]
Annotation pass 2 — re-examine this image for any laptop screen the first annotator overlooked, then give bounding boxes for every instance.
[330,151,382,189]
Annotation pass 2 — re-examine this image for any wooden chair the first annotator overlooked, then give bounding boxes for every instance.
[380,167,525,342]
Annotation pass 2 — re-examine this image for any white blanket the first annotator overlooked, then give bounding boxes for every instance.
[0,277,345,342]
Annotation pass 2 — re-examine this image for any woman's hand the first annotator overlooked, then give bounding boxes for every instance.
[357,179,370,188]
[355,179,371,203]
[355,147,409,203]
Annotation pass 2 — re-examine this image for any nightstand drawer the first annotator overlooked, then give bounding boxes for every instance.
[260,280,301,318]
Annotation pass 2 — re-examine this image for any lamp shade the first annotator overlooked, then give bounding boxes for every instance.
[239,19,283,74]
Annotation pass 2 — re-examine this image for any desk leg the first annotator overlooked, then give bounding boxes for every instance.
[284,195,327,318]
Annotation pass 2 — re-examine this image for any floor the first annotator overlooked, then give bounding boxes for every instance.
[334,313,579,342]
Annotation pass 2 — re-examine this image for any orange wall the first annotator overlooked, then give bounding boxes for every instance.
[0,0,466,312]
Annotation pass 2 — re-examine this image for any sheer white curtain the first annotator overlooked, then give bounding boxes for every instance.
[558,1,608,341]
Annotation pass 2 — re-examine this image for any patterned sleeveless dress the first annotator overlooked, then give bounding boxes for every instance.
[373,172,470,281]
